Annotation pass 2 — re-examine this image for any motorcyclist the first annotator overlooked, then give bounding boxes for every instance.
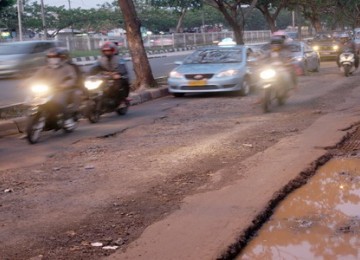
[267,35,298,89]
[88,41,130,108]
[336,34,359,69]
[26,47,79,127]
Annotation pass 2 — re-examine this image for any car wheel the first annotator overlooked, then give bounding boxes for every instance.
[313,60,320,72]
[303,62,309,76]
[239,76,251,96]
[173,93,185,97]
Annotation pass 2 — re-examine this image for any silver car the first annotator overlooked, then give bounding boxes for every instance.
[168,45,252,97]
[0,40,62,78]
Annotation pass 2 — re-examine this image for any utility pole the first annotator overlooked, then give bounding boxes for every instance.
[17,0,23,41]
[40,0,47,39]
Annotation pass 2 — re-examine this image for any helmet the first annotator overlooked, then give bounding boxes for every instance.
[46,47,69,69]
[101,41,117,57]
[270,35,285,52]
[339,34,350,44]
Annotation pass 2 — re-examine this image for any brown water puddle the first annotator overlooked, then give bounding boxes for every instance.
[238,157,360,260]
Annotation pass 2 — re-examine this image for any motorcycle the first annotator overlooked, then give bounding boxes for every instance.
[258,62,294,113]
[84,72,130,123]
[339,50,356,77]
[25,83,79,144]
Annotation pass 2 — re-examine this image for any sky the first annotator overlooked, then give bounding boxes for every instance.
[30,0,110,9]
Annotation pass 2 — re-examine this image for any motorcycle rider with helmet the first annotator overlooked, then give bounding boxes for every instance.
[88,41,130,108]
[25,47,80,127]
[336,34,359,69]
[267,34,298,89]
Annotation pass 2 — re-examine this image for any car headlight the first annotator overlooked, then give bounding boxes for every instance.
[333,45,339,51]
[216,69,240,77]
[31,84,49,94]
[169,71,183,79]
[84,79,103,90]
[312,45,319,51]
[260,69,276,80]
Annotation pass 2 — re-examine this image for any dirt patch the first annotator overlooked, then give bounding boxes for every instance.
[1,66,360,259]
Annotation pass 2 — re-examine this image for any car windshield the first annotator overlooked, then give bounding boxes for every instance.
[183,48,243,64]
[0,43,32,55]
[314,33,332,40]
[287,44,301,52]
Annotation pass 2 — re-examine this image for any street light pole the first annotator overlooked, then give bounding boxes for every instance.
[17,0,23,41]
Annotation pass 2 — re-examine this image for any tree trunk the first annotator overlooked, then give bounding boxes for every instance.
[118,0,157,91]
[258,8,277,32]
[216,3,244,44]
[175,7,187,33]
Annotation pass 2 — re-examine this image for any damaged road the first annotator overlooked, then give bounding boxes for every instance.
[1,62,360,259]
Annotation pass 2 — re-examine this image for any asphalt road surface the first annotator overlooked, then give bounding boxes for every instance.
[1,60,360,259]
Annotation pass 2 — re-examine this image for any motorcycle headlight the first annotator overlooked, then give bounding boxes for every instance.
[84,79,103,90]
[260,69,276,80]
[333,45,339,51]
[169,71,183,79]
[312,45,319,51]
[31,84,49,94]
[216,69,240,77]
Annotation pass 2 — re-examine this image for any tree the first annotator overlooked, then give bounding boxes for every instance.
[336,0,360,28]
[288,0,336,33]
[148,0,202,32]
[204,0,258,45]
[118,0,157,90]
[0,0,15,12]
[255,0,288,32]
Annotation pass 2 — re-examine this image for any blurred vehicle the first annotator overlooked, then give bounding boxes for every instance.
[152,38,174,47]
[0,40,61,78]
[217,38,236,46]
[308,32,339,60]
[167,45,252,97]
[25,81,79,144]
[338,49,356,77]
[285,31,298,40]
[258,61,293,113]
[272,30,293,43]
[287,41,320,75]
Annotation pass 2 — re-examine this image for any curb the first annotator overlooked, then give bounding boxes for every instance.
[0,86,169,138]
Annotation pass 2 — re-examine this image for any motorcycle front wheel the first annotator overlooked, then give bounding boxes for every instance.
[344,64,351,77]
[262,88,272,113]
[116,106,128,115]
[86,100,101,123]
[26,113,45,144]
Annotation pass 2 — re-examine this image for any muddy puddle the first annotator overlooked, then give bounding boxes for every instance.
[238,157,360,259]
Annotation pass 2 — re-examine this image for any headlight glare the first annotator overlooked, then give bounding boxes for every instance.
[169,71,183,78]
[31,84,49,94]
[84,79,103,90]
[312,45,319,51]
[333,45,339,50]
[260,69,276,80]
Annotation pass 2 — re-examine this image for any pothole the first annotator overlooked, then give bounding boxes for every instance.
[219,125,360,260]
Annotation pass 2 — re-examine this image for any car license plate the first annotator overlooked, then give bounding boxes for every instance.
[189,80,207,86]
[321,52,330,55]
